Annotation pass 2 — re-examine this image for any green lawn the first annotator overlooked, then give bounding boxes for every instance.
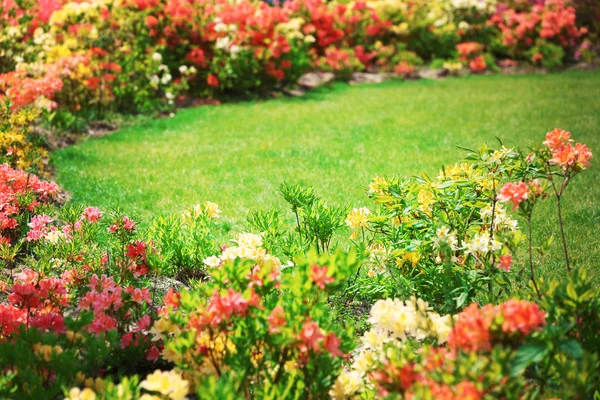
[53,70,600,281]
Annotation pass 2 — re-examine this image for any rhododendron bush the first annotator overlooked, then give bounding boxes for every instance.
[0,0,594,131]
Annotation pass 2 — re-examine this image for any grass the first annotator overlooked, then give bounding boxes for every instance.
[53,70,600,282]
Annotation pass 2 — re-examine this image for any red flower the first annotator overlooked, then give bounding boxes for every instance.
[145,15,158,28]
[207,74,219,88]
[323,332,345,358]
[298,318,325,353]
[448,303,493,352]
[469,56,487,73]
[498,299,546,335]
[185,48,207,68]
[498,182,529,210]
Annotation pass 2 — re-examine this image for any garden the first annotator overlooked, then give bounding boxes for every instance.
[1,0,600,399]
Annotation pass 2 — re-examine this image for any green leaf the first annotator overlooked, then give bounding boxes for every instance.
[511,342,549,375]
[566,281,578,301]
[455,291,468,308]
[559,339,583,360]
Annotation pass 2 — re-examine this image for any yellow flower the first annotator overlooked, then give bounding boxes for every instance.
[368,176,388,194]
[34,343,62,362]
[203,201,221,218]
[346,207,370,229]
[140,370,189,400]
[403,251,420,267]
[417,189,434,215]
[65,387,96,400]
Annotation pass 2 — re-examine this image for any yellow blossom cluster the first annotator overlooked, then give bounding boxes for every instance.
[1,107,48,172]
[203,232,282,270]
[181,201,221,222]
[330,297,452,399]
[140,370,189,400]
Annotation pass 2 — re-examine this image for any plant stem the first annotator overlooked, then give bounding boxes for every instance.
[527,217,541,300]
[556,195,570,272]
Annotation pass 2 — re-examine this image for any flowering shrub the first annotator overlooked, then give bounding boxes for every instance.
[0,104,48,174]
[488,0,587,65]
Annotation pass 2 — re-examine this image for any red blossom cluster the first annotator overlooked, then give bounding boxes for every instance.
[498,178,544,210]
[457,42,487,72]
[291,0,391,70]
[310,264,335,289]
[0,269,68,337]
[497,181,529,209]
[543,128,592,171]
[189,288,261,330]
[370,356,483,399]
[0,164,59,243]
[448,300,546,352]
[79,273,152,341]
[125,240,151,277]
[297,318,345,360]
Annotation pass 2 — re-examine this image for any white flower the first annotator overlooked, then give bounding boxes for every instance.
[203,256,222,268]
[165,92,174,100]
[152,52,162,62]
[216,36,231,50]
[236,233,262,249]
[179,65,188,73]
[161,74,172,85]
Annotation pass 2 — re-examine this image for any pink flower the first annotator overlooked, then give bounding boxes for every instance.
[146,344,160,362]
[82,207,102,223]
[88,313,118,334]
[122,216,135,231]
[498,182,529,210]
[497,254,513,272]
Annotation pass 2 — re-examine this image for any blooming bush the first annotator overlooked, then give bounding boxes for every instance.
[488,0,587,65]
[0,104,49,174]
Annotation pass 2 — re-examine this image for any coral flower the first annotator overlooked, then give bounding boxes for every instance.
[310,264,335,289]
[498,182,529,210]
[497,254,513,272]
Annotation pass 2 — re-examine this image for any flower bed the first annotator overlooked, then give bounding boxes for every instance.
[0,127,597,398]
[0,0,595,133]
